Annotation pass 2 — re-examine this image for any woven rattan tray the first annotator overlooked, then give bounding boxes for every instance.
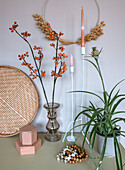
[0,65,39,137]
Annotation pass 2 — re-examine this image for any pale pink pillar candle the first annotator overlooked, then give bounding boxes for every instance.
[70,54,74,66]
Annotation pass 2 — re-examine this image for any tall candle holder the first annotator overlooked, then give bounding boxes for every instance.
[66,54,75,142]
[62,7,87,143]
[81,7,86,129]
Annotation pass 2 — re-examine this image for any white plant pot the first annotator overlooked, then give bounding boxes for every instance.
[97,133,120,158]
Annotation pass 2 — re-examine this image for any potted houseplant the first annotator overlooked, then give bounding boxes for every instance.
[73,47,125,169]
[9,22,68,142]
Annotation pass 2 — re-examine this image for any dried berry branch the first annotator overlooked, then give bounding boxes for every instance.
[9,21,68,112]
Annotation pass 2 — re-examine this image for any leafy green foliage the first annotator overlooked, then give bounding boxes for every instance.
[73,47,125,170]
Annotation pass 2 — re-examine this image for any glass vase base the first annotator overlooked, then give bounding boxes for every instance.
[45,132,61,142]
[67,135,76,142]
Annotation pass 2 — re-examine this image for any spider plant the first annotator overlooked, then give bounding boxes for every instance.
[73,47,125,170]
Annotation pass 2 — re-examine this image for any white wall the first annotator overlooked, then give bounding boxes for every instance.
[0,0,125,147]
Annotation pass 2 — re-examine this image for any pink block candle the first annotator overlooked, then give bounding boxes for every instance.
[81,7,85,47]
[16,138,41,155]
[20,125,37,145]
[70,54,74,66]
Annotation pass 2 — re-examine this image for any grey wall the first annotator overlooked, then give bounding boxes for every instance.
[0,0,125,147]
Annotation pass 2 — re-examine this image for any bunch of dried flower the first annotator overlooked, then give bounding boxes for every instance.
[32,14,105,45]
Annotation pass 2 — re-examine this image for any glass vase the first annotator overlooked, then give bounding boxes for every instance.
[43,102,61,142]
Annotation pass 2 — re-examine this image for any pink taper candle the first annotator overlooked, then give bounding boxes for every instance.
[70,54,74,66]
[81,7,85,47]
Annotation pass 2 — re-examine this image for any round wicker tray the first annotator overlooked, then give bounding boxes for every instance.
[0,65,39,137]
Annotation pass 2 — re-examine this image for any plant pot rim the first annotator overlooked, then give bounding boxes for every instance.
[96,130,120,138]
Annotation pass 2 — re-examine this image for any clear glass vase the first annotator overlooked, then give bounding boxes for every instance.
[43,102,61,142]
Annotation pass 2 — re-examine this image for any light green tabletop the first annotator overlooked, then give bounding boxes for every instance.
[0,133,125,170]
